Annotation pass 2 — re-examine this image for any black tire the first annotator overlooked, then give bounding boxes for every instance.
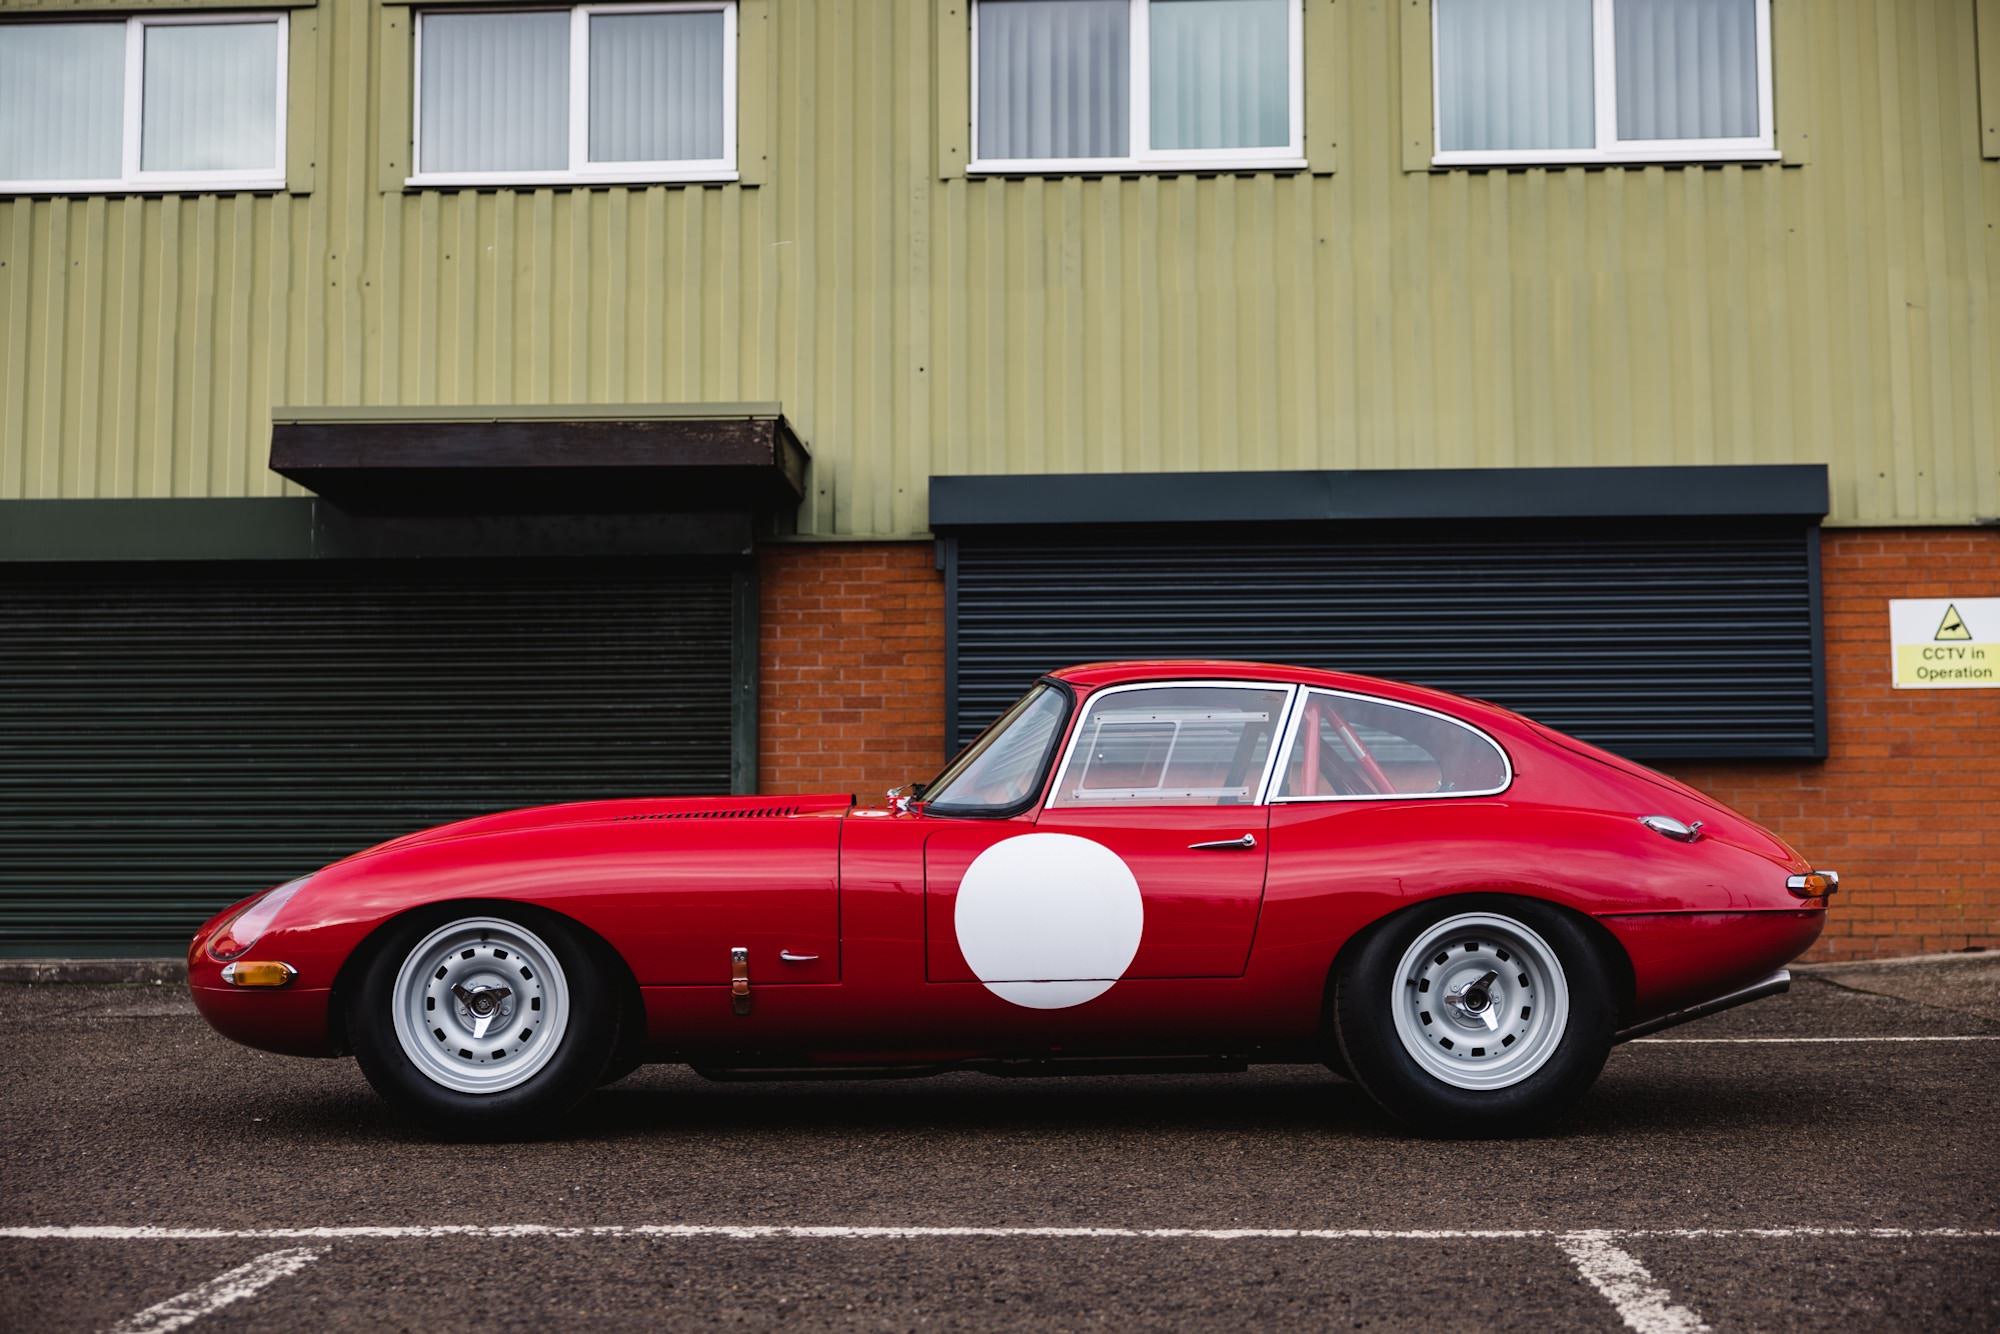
[1333,896,1615,1136]
[346,905,618,1134]
[597,1050,648,1087]
[595,966,650,1086]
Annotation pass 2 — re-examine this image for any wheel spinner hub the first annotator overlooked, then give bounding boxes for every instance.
[1441,967,1506,1029]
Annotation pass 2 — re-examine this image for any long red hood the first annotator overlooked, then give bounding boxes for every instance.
[353,793,857,863]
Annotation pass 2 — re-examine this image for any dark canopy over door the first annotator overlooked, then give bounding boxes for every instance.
[0,560,736,955]
[946,521,1822,762]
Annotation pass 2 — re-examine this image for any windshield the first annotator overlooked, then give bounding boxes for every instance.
[923,683,1072,816]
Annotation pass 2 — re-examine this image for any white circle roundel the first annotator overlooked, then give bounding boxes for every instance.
[953,833,1144,1010]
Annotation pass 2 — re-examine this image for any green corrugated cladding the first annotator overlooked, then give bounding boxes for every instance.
[1,0,1995,535]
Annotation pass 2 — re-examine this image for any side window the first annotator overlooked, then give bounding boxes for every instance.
[1277,692,1509,799]
[1050,685,1291,807]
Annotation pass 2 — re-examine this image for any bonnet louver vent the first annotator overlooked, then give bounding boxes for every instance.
[612,806,801,822]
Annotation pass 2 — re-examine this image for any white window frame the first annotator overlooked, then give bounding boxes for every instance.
[408,1,737,188]
[1268,687,1514,804]
[0,13,288,196]
[968,0,1306,175]
[1045,681,1300,808]
[1430,0,1776,168]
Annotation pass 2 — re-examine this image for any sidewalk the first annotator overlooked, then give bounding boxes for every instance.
[0,959,186,985]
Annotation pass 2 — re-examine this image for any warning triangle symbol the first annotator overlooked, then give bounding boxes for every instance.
[1934,604,1972,641]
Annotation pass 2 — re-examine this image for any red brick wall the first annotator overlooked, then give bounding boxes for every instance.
[1666,528,2000,960]
[758,543,946,798]
[759,530,1999,961]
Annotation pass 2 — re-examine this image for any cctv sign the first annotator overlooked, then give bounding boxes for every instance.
[1890,598,2000,688]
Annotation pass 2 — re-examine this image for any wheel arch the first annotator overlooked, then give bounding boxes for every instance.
[1319,891,1637,1047]
[326,898,646,1061]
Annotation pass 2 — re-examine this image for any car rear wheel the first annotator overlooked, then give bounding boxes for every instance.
[347,908,616,1132]
[1334,898,1614,1136]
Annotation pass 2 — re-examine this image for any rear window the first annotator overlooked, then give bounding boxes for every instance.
[1277,691,1510,800]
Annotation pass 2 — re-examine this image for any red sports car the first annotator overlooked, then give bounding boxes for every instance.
[189,661,1834,1134]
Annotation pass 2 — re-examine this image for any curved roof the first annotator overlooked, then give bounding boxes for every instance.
[1045,660,1518,727]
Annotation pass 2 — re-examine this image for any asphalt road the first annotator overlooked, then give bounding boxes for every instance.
[3,958,1997,1332]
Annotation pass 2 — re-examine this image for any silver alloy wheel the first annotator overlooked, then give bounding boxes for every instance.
[1389,911,1570,1091]
[389,917,570,1095]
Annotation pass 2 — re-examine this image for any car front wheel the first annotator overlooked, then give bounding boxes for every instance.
[1334,898,1615,1135]
[347,908,616,1132]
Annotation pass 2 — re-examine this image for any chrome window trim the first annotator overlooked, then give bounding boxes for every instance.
[1044,680,1300,810]
[1267,686,1514,803]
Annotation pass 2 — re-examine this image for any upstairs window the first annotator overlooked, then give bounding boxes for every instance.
[1432,0,1774,166]
[411,3,737,186]
[971,0,1304,173]
[0,15,287,195]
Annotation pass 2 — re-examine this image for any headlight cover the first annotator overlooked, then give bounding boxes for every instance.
[206,877,310,961]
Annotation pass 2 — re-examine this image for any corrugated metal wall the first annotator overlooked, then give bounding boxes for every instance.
[2,0,1995,534]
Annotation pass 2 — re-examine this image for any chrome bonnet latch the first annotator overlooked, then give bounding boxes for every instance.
[730,946,752,1016]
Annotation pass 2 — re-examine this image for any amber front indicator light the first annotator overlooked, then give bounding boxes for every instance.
[220,961,296,988]
[1786,871,1839,899]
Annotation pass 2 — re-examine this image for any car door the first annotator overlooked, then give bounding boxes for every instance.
[1259,685,1519,936]
[924,682,1293,992]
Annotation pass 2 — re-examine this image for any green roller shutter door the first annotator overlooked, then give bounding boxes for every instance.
[948,521,1823,762]
[0,560,737,956]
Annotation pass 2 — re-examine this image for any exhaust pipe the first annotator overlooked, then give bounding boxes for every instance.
[1612,968,1791,1043]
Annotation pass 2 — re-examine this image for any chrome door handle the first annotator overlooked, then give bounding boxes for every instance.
[1638,814,1703,843]
[1188,834,1257,851]
[778,950,820,963]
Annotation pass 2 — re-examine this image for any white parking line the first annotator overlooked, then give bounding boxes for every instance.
[106,1247,321,1334]
[1632,1036,2000,1044]
[4,1224,1997,1242]
[16,1223,1994,1334]
[1557,1232,1710,1334]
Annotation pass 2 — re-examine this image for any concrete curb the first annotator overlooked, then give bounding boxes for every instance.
[0,959,186,985]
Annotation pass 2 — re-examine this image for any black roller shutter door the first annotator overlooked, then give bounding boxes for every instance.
[949,522,1822,762]
[0,560,736,955]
